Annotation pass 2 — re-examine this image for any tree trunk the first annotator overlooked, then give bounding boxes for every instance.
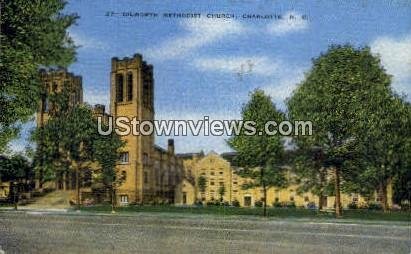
[38,96,45,190]
[318,193,323,210]
[111,186,116,213]
[13,182,18,211]
[263,186,267,217]
[318,168,325,210]
[76,166,80,210]
[379,182,388,212]
[335,167,342,217]
[261,167,267,217]
[63,172,67,191]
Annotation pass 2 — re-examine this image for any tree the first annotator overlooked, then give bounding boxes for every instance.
[228,89,287,216]
[293,147,332,210]
[0,154,34,209]
[287,45,394,217]
[393,135,411,207]
[354,97,411,211]
[393,162,411,207]
[218,185,226,202]
[0,154,33,183]
[93,133,124,213]
[32,88,123,209]
[197,175,207,200]
[0,0,77,152]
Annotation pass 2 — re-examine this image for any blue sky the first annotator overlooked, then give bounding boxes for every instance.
[10,0,411,154]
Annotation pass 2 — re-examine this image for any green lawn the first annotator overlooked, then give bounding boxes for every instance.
[78,205,411,221]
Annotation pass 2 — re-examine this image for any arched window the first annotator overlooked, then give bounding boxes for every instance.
[116,74,124,102]
[126,73,133,101]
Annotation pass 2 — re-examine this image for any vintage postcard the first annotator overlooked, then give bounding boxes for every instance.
[0,0,410,253]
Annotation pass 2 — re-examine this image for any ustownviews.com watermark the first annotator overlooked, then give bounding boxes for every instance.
[97,116,313,137]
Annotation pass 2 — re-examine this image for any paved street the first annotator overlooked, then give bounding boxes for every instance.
[0,211,410,254]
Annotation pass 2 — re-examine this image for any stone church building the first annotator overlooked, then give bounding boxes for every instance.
[37,54,184,205]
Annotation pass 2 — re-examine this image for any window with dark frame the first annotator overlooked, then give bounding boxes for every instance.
[116,73,124,102]
[127,72,133,101]
[119,152,129,163]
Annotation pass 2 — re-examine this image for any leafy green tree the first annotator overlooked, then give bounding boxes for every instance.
[0,154,34,183]
[229,89,287,216]
[393,162,411,207]
[393,135,411,206]
[0,0,77,152]
[32,88,123,209]
[287,45,393,217]
[93,133,124,212]
[0,154,34,209]
[293,147,331,210]
[353,97,411,211]
[197,175,207,200]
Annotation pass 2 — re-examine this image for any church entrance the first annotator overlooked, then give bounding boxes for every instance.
[244,196,252,207]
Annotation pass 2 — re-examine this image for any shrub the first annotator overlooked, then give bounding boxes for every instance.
[206,201,214,206]
[147,200,157,206]
[254,200,263,207]
[194,200,203,207]
[358,203,368,209]
[348,202,358,209]
[368,202,382,210]
[231,199,240,207]
[206,200,220,206]
[306,202,317,209]
[220,201,229,206]
[272,201,282,208]
[285,201,296,208]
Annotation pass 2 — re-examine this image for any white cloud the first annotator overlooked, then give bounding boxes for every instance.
[371,34,411,96]
[70,32,108,50]
[261,67,307,105]
[267,11,308,36]
[146,17,244,60]
[193,56,281,76]
[83,89,109,107]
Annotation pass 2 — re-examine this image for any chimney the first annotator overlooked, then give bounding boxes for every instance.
[168,139,174,154]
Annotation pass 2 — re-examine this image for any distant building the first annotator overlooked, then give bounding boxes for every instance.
[175,152,393,209]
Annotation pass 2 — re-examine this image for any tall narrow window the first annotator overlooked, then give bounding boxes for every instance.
[143,81,149,106]
[116,74,124,102]
[119,152,129,164]
[126,73,133,101]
